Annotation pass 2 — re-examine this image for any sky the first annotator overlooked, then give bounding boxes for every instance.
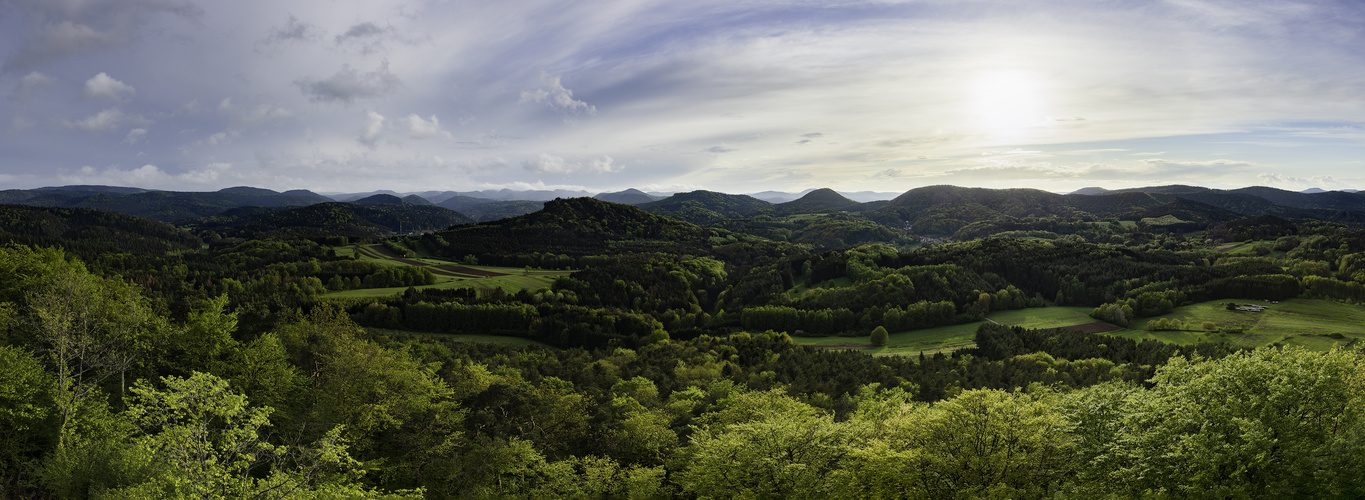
[2,0,1364,195]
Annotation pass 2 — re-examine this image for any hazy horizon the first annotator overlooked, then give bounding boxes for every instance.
[3,1,1363,194]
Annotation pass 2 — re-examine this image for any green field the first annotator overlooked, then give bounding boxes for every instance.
[792,298,1365,355]
[791,307,1100,356]
[323,244,573,299]
[1114,298,1365,349]
[364,327,549,348]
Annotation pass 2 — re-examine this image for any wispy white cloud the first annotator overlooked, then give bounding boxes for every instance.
[523,153,621,174]
[65,108,150,132]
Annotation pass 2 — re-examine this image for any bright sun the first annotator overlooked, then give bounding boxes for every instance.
[971,70,1048,142]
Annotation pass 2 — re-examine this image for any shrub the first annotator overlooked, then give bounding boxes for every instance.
[869,326,889,347]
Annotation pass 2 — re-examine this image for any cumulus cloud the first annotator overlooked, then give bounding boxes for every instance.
[405,114,451,139]
[83,72,135,101]
[10,71,55,100]
[296,61,403,104]
[336,22,393,44]
[260,14,322,46]
[3,22,117,75]
[359,111,385,147]
[65,108,150,132]
[520,72,596,121]
[1257,172,1339,187]
[123,128,147,145]
[1,1,201,74]
[206,131,240,146]
[523,153,621,174]
[58,162,230,189]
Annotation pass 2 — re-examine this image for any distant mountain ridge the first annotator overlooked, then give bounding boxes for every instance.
[431,197,737,259]
[594,188,660,205]
[0,185,332,222]
[182,202,473,241]
[638,190,774,224]
[6,183,1365,238]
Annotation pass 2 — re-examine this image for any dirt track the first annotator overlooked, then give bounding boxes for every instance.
[359,245,509,277]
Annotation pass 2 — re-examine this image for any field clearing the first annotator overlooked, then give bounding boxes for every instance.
[794,306,1117,356]
[1110,298,1365,349]
[364,327,548,348]
[793,298,1365,355]
[786,277,855,299]
[783,310,1076,355]
[987,307,1097,329]
[323,244,573,298]
[792,321,980,356]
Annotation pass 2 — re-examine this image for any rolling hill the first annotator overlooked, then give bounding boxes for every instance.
[638,190,774,224]
[430,197,755,259]
[0,185,333,222]
[774,188,862,214]
[182,202,473,242]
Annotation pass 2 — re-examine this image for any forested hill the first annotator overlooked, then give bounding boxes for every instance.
[0,185,332,222]
[867,185,1084,234]
[424,197,777,264]
[638,190,774,224]
[182,202,474,242]
[0,204,201,257]
[775,188,861,214]
[855,184,1365,237]
[436,195,545,222]
[594,188,659,205]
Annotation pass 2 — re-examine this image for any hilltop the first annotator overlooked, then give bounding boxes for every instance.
[182,202,473,243]
[427,197,768,262]
[638,190,773,224]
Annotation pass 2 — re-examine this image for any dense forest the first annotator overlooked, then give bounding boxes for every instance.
[3,184,1365,498]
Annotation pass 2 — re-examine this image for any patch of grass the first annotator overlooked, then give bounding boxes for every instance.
[786,277,855,299]
[325,244,573,298]
[793,306,1115,356]
[364,327,549,347]
[987,307,1096,329]
[790,322,981,356]
[1107,298,1365,350]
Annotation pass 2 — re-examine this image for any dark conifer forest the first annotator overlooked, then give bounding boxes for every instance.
[3,184,1365,498]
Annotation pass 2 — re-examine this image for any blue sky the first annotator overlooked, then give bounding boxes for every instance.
[2,0,1363,194]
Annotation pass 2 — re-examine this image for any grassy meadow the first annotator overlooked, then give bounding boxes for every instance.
[323,243,573,298]
[793,298,1365,355]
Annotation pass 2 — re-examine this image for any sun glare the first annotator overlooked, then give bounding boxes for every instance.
[971,70,1048,142]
